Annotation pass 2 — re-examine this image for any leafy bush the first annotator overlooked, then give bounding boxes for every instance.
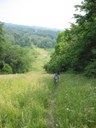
[2,63,13,74]
[84,60,96,78]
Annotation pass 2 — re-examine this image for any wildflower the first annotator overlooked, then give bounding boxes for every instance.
[56,124,58,127]
[66,108,70,111]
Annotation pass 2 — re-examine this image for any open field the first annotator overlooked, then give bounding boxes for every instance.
[0,48,96,128]
[54,74,96,128]
[31,47,51,72]
[0,72,53,128]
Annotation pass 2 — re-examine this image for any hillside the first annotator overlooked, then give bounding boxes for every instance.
[0,21,57,74]
[4,23,59,48]
[0,48,96,128]
[0,0,96,127]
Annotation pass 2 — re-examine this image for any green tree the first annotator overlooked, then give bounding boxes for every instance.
[0,22,32,74]
[45,0,96,77]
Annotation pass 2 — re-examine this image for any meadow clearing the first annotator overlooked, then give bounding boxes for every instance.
[0,48,96,128]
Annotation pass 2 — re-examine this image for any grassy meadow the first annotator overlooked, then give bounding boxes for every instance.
[31,47,51,72]
[54,74,96,128]
[0,48,96,128]
[0,72,53,128]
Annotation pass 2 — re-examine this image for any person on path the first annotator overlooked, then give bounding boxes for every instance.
[54,73,59,85]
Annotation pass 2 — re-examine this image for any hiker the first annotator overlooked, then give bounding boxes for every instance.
[54,73,59,85]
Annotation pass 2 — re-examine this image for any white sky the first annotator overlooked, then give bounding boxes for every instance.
[0,0,83,29]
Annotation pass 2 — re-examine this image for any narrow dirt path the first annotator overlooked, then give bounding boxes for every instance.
[47,94,55,128]
[32,48,57,128]
[47,86,58,128]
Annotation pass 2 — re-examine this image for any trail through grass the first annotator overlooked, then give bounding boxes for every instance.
[0,48,96,128]
[31,47,50,72]
[0,48,54,128]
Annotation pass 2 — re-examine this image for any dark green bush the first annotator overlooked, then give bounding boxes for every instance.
[44,0,96,78]
[84,60,96,78]
[2,63,13,74]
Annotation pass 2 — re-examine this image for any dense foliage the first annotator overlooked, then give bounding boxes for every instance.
[4,23,59,48]
[0,22,33,74]
[45,0,96,77]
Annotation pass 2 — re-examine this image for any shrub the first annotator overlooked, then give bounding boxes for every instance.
[2,63,13,74]
[84,60,96,78]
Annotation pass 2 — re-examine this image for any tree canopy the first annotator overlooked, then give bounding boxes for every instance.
[4,23,59,48]
[45,0,96,77]
[0,22,33,74]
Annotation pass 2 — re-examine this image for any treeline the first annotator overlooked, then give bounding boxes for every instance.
[0,22,59,74]
[45,0,96,77]
[0,22,36,74]
[4,23,59,48]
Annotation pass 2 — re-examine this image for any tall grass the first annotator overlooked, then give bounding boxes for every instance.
[31,48,50,72]
[54,73,96,128]
[0,48,96,128]
[0,73,96,128]
[0,73,53,128]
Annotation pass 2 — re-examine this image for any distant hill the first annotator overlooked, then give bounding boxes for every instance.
[4,23,60,48]
[4,23,61,31]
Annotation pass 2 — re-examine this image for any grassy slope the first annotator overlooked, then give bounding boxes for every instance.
[0,48,96,128]
[54,74,96,128]
[0,72,53,128]
[31,47,51,72]
[0,48,53,128]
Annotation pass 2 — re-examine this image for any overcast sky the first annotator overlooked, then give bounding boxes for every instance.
[0,0,83,29]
